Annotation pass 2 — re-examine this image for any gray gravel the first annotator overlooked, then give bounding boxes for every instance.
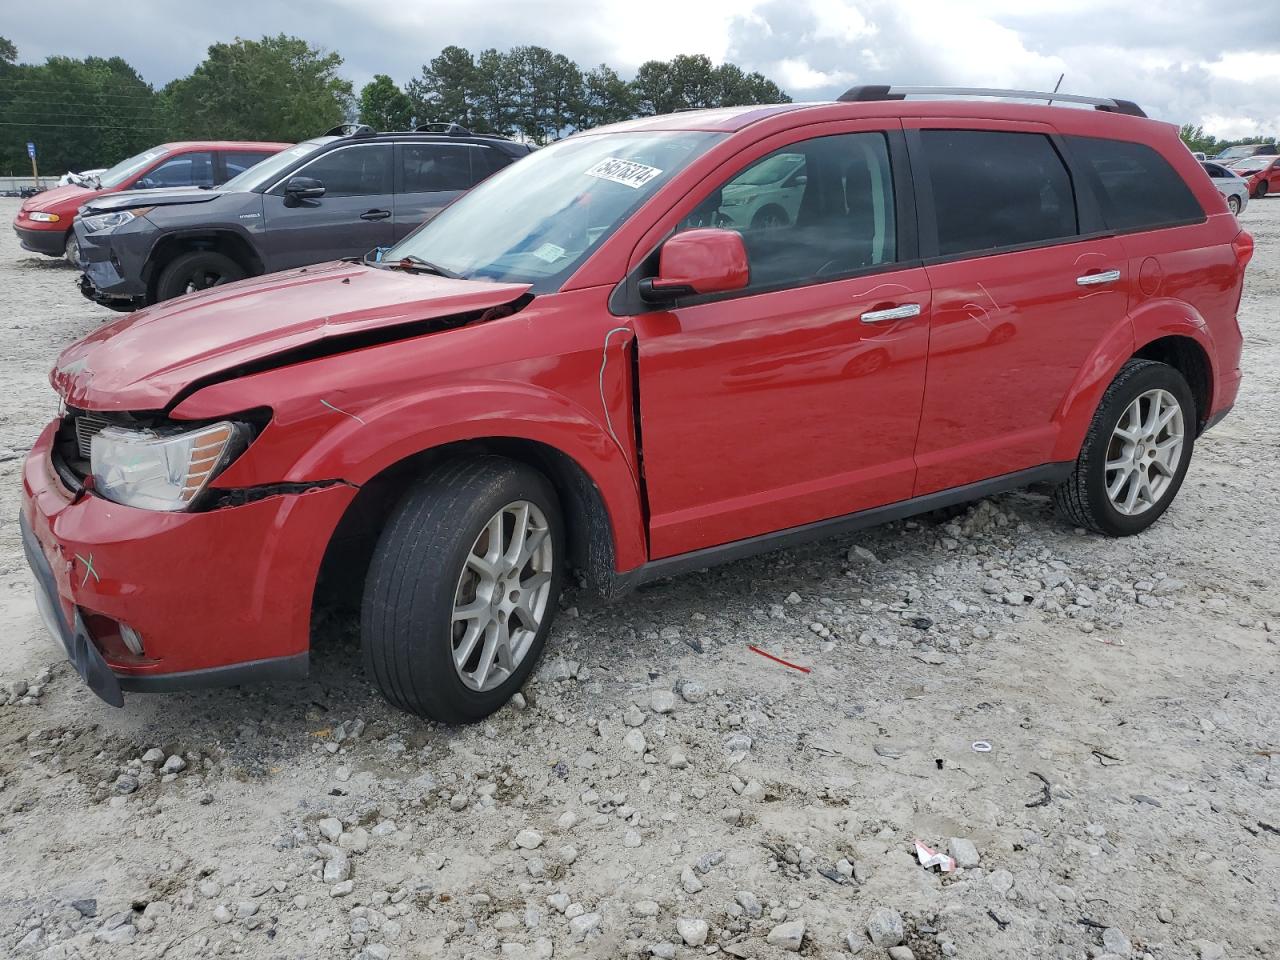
[0,195,1277,959]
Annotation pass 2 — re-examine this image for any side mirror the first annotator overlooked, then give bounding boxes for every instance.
[639,228,749,302]
[284,176,326,205]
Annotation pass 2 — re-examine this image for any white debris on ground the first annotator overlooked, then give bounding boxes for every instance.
[0,196,1277,960]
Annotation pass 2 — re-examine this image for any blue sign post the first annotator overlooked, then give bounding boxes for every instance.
[27,141,38,188]
[27,142,35,159]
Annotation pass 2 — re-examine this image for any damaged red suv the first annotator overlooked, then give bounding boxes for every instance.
[23,87,1251,722]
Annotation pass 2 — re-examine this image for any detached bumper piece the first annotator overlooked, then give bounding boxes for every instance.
[20,511,124,706]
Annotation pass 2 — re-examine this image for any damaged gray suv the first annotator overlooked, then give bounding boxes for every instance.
[76,124,533,310]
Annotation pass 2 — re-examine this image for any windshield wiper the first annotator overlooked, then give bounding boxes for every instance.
[385,254,460,279]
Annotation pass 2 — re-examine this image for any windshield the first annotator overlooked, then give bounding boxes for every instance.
[220,139,334,193]
[383,130,724,291]
[98,148,168,188]
[1217,146,1267,160]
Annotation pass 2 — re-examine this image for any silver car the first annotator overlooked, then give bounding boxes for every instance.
[1200,160,1248,216]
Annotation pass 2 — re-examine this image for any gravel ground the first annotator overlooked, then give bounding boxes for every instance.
[0,194,1276,960]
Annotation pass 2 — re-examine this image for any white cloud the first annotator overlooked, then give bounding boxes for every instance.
[9,0,1280,138]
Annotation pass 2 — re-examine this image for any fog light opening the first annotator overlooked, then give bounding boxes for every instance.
[119,623,145,657]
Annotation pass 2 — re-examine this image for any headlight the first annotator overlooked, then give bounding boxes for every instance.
[80,208,151,234]
[29,211,60,223]
[90,421,248,511]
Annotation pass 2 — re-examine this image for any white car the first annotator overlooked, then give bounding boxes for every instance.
[1200,160,1248,215]
[717,151,808,229]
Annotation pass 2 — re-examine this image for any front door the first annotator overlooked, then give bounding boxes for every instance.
[260,143,395,270]
[904,123,1129,495]
[633,128,931,559]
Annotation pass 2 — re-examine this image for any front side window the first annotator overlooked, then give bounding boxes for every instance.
[139,152,215,189]
[920,130,1077,257]
[677,132,897,290]
[282,144,393,197]
[401,144,474,193]
[1068,135,1203,231]
[383,131,722,292]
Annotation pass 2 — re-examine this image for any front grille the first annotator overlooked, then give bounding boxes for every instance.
[73,413,114,459]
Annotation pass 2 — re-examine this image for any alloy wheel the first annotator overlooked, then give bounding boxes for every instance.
[183,270,231,295]
[450,500,554,692]
[1104,388,1185,516]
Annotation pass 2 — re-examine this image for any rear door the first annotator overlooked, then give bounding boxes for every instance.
[632,123,932,558]
[905,122,1129,495]
[259,143,395,269]
[392,142,478,241]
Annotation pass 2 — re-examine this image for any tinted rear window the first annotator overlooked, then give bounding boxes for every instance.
[1067,136,1204,232]
[919,130,1077,257]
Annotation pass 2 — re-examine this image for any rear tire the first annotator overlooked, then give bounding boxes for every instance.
[153,250,245,303]
[1253,180,1269,199]
[361,457,565,723]
[1053,359,1195,537]
[1227,194,1241,215]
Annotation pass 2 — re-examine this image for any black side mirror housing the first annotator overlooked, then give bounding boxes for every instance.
[284,176,326,206]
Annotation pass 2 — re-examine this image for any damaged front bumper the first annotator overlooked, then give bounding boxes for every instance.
[20,421,357,706]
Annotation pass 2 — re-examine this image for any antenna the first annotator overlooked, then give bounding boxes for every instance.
[1047,73,1064,107]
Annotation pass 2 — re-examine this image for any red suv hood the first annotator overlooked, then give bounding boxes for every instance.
[20,184,102,215]
[52,261,533,412]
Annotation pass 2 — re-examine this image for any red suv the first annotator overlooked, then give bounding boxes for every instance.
[22,87,1252,722]
[12,140,291,264]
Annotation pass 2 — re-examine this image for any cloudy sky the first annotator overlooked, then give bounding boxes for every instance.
[9,0,1280,137]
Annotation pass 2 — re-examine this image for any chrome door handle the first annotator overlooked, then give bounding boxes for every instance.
[360,209,392,221]
[1076,269,1121,286]
[860,303,921,323]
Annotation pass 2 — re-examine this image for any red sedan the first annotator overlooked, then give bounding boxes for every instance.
[13,140,290,264]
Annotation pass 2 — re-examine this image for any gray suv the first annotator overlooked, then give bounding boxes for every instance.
[76,125,533,310]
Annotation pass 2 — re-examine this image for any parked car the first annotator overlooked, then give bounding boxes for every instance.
[23,87,1251,722]
[12,141,291,266]
[1225,155,1280,198]
[1213,142,1277,162]
[1200,160,1249,214]
[75,125,533,310]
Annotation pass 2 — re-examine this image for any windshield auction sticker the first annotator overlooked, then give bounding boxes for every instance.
[585,157,664,189]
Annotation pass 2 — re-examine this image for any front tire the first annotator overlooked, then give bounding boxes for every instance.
[1253,180,1269,199]
[362,457,565,723]
[64,231,80,267]
[153,250,245,303]
[1053,359,1195,536]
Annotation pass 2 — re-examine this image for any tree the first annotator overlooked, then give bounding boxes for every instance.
[0,51,163,176]
[408,45,481,129]
[471,48,521,137]
[507,46,583,144]
[359,74,413,131]
[579,64,636,128]
[164,35,352,141]
[0,36,16,67]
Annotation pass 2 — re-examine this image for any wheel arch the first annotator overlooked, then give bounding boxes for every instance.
[145,230,264,299]
[1051,306,1218,461]
[315,436,635,614]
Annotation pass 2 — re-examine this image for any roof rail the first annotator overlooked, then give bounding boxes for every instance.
[324,123,377,138]
[415,122,472,136]
[836,85,1147,118]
